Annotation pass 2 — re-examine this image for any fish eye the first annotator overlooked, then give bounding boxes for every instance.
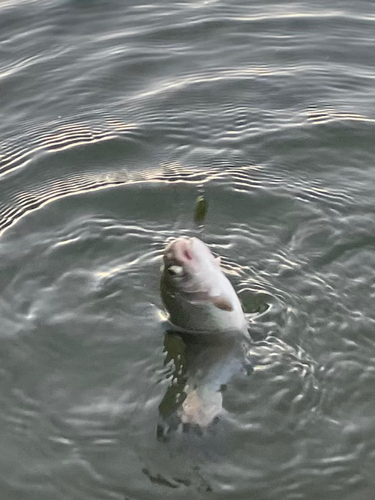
[167,265,184,276]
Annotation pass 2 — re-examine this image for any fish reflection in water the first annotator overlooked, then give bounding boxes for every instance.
[157,330,250,439]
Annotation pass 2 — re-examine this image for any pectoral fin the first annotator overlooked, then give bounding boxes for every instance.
[187,289,234,311]
[211,295,234,311]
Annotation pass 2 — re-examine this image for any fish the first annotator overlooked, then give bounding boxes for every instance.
[158,237,250,433]
[160,237,248,335]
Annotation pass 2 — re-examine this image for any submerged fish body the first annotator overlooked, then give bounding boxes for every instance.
[177,334,244,427]
[160,237,247,334]
[158,332,246,432]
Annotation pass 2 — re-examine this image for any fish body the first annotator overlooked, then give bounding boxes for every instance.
[177,334,244,427]
[160,237,247,335]
[158,332,245,432]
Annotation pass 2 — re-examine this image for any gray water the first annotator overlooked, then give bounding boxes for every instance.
[0,1,374,499]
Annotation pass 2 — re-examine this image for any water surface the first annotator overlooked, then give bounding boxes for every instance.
[0,1,374,499]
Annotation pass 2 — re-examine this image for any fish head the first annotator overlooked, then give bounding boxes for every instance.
[161,237,247,334]
[162,237,217,284]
